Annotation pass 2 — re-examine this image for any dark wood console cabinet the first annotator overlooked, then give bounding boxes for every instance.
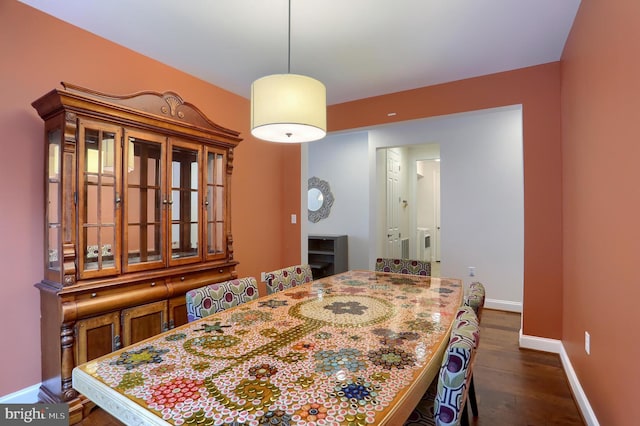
[308,235,348,278]
[32,83,242,424]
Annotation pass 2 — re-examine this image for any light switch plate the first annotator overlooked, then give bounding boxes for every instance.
[585,331,590,355]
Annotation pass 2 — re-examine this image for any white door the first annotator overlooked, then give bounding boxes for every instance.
[386,150,401,257]
[434,167,441,262]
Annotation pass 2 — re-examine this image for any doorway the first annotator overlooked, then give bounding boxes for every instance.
[377,144,441,264]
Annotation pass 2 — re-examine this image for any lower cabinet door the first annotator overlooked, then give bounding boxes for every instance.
[168,296,188,329]
[75,311,121,364]
[121,300,168,346]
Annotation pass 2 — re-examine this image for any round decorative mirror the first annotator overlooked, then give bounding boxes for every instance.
[308,188,324,212]
[308,176,334,222]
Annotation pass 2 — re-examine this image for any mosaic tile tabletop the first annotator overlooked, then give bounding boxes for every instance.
[73,270,462,426]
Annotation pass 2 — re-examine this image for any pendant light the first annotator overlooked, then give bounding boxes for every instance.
[250,0,326,143]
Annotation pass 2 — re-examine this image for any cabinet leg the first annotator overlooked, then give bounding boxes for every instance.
[68,398,85,425]
[80,396,97,421]
[37,385,91,425]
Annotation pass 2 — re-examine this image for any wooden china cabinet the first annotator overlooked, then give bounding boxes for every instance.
[32,83,242,424]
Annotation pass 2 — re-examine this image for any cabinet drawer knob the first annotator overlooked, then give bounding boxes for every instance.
[219,269,223,273]
[150,282,156,287]
[180,276,185,281]
[91,293,97,298]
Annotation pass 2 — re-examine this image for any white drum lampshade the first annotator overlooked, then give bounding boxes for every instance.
[251,73,326,143]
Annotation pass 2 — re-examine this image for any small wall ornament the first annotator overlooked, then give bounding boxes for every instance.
[308,176,334,223]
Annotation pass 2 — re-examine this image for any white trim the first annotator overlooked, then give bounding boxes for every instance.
[0,383,40,403]
[518,330,563,353]
[519,332,599,426]
[73,368,169,425]
[559,345,600,426]
[485,298,522,313]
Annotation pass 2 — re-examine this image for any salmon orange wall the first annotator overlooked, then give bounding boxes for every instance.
[0,0,300,396]
[561,0,640,422]
[328,63,563,341]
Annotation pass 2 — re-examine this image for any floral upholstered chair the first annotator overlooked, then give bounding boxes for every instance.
[185,277,259,322]
[465,281,486,321]
[463,281,486,417]
[404,306,480,426]
[265,264,313,295]
[375,258,431,276]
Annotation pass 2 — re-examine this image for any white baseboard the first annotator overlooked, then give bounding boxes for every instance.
[559,345,600,426]
[518,330,563,353]
[0,383,40,404]
[485,298,522,313]
[519,332,599,426]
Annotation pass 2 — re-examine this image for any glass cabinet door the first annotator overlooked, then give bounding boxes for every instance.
[78,120,122,278]
[168,139,202,265]
[204,147,227,261]
[46,127,62,278]
[123,130,166,272]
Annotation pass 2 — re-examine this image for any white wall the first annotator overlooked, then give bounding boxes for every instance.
[407,144,441,260]
[367,106,524,309]
[414,158,439,259]
[307,132,369,270]
[305,105,524,310]
[416,160,437,230]
[442,108,523,307]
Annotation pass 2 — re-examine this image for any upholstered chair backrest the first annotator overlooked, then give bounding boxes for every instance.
[265,264,313,295]
[375,258,431,276]
[433,306,480,426]
[465,281,486,322]
[185,277,259,322]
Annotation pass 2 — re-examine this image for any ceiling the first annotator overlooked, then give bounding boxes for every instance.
[20,0,581,105]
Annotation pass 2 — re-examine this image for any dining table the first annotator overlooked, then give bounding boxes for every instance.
[72,270,463,426]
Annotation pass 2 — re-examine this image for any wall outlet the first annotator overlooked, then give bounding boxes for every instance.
[585,331,590,355]
[291,214,297,224]
[468,266,476,277]
[260,272,266,282]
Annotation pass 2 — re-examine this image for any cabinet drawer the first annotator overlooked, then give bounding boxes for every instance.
[167,267,234,295]
[72,279,167,319]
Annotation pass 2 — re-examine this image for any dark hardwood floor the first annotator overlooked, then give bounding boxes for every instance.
[77,406,123,425]
[78,309,584,425]
[471,309,584,426]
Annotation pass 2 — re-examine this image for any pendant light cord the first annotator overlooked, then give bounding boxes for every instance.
[287,0,291,74]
